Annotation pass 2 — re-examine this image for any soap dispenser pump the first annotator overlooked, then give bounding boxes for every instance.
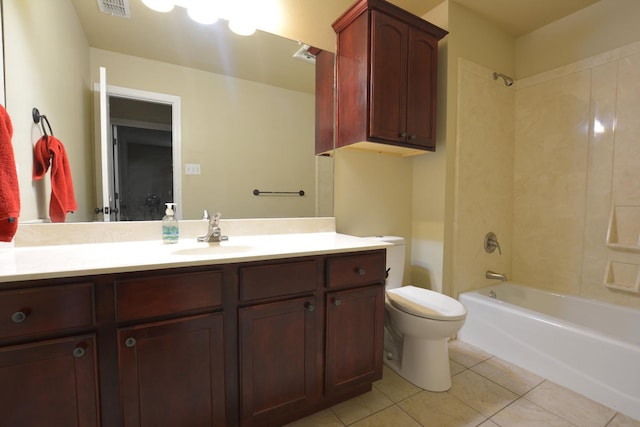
[162,203,179,243]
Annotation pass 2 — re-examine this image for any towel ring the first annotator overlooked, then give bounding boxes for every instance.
[32,107,54,136]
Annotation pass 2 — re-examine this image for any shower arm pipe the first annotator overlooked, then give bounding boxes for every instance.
[492,72,514,87]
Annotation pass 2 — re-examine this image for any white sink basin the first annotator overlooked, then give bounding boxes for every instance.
[172,243,253,256]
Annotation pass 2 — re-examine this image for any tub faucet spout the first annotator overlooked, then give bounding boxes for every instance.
[486,270,507,281]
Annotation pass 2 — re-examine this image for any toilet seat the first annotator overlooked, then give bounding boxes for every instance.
[386,286,467,321]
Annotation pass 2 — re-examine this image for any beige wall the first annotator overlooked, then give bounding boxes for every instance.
[516,0,640,78]
[4,0,92,222]
[90,49,316,220]
[410,2,448,293]
[334,149,413,283]
[409,2,515,295]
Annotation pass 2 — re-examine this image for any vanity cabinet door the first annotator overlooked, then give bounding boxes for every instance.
[118,313,225,427]
[325,284,384,394]
[239,296,320,427]
[0,335,99,427]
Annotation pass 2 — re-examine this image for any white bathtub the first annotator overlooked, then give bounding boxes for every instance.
[457,282,640,420]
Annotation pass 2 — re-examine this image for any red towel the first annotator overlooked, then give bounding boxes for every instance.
[0,105,19,242]
[33,135,77,223]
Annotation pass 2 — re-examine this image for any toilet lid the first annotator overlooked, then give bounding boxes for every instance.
[386,286,467,320]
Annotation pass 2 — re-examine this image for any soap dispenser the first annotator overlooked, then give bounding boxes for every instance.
[162,203,179,243]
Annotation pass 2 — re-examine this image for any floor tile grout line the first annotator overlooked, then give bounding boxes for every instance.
[518,394,587,427]
[466,363,546,398]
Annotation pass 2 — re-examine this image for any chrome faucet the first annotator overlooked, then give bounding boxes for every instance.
[486,270,507,281]
[198,211,228,242]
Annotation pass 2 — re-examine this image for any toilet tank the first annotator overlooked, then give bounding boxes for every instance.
[365,236,405,290]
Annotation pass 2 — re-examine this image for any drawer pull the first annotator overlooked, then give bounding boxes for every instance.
[72,347,86,358]
[10,311,28,323]
[334,299,342,307]
[125,337,137,348]
[305,302,316,312]
[357,268,366,276]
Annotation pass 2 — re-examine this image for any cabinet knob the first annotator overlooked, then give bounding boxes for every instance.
[356,268,366,276]
[10,311,28,323]
[334,299,342,307]
[125,337,137,348]
[305,302,316,312]
[72,347,86,358]
[410,134,417,140]
[400,132,408,138]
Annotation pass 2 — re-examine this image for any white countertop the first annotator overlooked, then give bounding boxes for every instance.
[0,232,389,283]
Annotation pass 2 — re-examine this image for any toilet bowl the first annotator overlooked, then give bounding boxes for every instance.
[367,236,467,392]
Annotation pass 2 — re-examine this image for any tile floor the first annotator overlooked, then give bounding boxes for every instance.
[285,340,640,427]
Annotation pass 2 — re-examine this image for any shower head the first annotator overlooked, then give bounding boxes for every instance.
[493,72,514,87]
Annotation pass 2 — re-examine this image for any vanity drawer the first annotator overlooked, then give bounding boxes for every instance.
[0,283,94,341]
[116,271,223,322]
[326,251,386,289]
[240,260,318,301]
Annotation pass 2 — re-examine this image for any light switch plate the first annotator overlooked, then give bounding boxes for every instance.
[185,163,201,175]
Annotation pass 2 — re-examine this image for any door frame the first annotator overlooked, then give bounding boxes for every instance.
[95,82,182,220]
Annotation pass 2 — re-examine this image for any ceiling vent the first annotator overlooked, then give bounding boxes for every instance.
[97,0,131,18]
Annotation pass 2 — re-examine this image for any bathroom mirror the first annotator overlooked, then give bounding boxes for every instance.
[3,0,333,222]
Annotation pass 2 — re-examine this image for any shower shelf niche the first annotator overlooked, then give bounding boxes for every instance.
[604,260,640,293]
[605,205,640,252]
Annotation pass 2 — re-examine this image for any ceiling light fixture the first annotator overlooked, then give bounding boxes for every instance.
[141,0,269,36]
[141,0,175,13]
[186,0,219,25]
[228,19,256,36]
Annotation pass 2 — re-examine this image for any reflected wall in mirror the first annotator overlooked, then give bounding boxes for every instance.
[3,0,333,223]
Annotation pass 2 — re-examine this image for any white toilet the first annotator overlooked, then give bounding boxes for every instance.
[370,236,467,392]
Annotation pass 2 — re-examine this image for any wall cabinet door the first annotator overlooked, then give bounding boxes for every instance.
[405,26,438,149]
[325,284,384,394]
[118,313,225,427]
[370,11,439,150]
[369,10,409,144]
[0,335,99,427]
[239,296,320,427]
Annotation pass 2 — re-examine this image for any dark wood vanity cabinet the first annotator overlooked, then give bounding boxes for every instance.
[239,296,319,426]
[114,271,226,427]
[326,285,384,394]
[325,252,385,395]
[0,283,99,427]
[333,0,447,154]
[0,249,386,427]
[238,260,321,426]
[118,313,226,427]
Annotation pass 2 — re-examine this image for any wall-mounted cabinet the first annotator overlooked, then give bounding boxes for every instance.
[332,0,447,156]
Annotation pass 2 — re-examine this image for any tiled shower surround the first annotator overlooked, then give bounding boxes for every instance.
[454,41,640,309]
